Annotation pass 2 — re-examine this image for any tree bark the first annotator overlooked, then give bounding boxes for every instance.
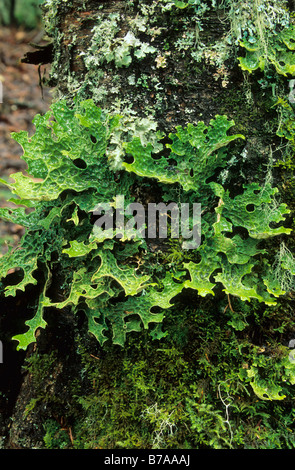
[3,0,295,449]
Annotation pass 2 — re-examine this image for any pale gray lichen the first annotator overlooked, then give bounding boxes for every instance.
[80,13,157,70]
[106,105,164,170]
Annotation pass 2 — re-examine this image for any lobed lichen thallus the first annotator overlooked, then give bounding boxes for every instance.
[93,195,201,250]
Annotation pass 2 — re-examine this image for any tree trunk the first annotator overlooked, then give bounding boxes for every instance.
[2,0,295,450]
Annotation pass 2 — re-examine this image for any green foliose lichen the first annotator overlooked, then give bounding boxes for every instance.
[0,99,293,353]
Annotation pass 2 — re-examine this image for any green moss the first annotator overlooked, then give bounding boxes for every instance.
[64,296,295,449]
[43,419,72,449]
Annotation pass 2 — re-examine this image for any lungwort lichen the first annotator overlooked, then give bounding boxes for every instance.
[0,99,292,351]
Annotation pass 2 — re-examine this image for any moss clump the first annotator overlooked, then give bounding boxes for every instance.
[53,297,295,449]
